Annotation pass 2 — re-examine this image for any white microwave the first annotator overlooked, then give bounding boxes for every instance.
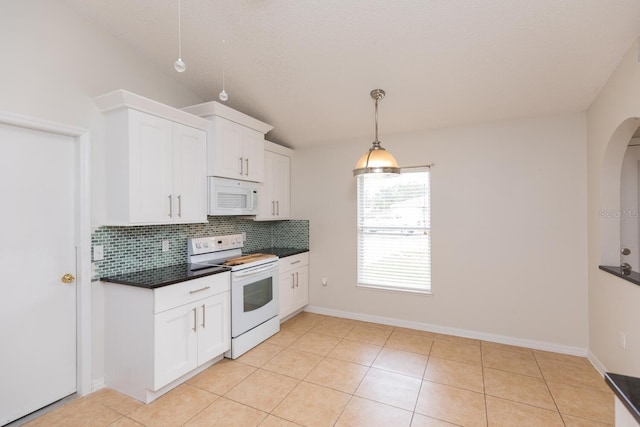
[209,177,259,216]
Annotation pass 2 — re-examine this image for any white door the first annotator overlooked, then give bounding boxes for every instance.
[197,293,231,363]
[273,152,291,218]
[154,305,198,390]
[242,127,265,182]
[292,266,309,312]
[211,116,243,179]
[172,123,207,223]
[129,110,173,223]
[279,271,294,318]
[0,123,77,424]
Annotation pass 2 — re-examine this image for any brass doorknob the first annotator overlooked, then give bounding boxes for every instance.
[61,273,75,284]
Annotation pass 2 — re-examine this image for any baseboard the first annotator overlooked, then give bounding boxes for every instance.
[91,378,105,393]
[304,305,588,357]
[588,350,608,377]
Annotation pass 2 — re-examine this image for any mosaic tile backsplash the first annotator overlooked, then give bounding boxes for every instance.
[92,217,309,280]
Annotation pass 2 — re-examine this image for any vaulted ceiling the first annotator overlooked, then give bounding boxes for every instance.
[66,0,640,148]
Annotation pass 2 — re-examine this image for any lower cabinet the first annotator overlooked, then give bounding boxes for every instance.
[615,396,640,427]
[154,292,229,390]
[279,252,309,319]
[104,273,230,403]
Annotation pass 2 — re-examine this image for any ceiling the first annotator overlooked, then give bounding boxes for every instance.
[66,0,640,149]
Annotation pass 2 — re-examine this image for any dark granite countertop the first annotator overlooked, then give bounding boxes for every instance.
[248,247,309,258]
[606,372,640,424]
[101,263,231,289]
[599,265,640,287]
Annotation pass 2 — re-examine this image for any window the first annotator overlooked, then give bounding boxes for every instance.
[357,167,431,293]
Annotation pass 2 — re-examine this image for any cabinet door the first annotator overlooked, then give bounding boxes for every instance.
[257,151,276,219]
[197,292,231,363]
[129,110,173,223]
[154,305,198,390]
[292,266,309,312]
[210,116,243,179]
[242,127,265,182]
[172,123,207,223]
[279,271,295,319]
[272,152,290,219]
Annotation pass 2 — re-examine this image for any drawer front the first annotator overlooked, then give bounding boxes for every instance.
[279,252,309,273]
[154,272,230,313]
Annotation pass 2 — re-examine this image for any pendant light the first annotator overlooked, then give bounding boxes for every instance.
[353,89,400,176]
[219,39,229,101]
[174,0,186,72]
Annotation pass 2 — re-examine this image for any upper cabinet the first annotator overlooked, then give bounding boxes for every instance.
[256,141,293,221]
[208,116,264,182]
[182,101,273,183]
[94,90,209,225]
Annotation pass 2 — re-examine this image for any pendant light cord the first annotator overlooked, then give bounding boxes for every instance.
[222,39,226,90]
[177,0,182,59]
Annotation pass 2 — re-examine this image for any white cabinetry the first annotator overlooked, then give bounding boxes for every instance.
[182,100,274,183]
[208,116,264,182]
[94,90,209,225]
[256,142,292,221]
[615,397,640,427]
[104,273,230,403]
[279,252,309,319]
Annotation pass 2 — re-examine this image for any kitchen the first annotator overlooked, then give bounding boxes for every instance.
[2,0,640,426]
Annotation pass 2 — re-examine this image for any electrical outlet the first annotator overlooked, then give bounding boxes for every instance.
[242,232,247,242]
[162,240,170,252]
[620,332,627,350]
[93,245,104,261]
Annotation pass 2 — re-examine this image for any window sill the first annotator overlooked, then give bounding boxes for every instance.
[357,283,432,295]
[599,265,640,287]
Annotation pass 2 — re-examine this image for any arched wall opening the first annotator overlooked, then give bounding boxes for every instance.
[600,117,640,267]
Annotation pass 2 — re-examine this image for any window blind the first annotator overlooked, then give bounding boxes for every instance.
[356,167,431,293]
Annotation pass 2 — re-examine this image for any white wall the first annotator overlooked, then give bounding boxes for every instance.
[588,40,640,377]
[292,113,589,351]
[0,0,204,388]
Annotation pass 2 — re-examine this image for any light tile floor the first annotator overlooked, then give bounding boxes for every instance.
[24,312,614,426]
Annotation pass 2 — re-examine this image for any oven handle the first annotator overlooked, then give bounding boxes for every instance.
[233,262,277,278]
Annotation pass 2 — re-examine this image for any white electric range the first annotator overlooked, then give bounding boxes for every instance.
[188,234,279,359]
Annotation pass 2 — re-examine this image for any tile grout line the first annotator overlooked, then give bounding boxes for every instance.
[480,340,489,427]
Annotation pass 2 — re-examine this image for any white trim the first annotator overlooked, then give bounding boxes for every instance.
[304,305,588,357]
[265,140,294,156]
[91,378,106,392]
[588,350,609,377]
[182,100,273,134]
[92,90,211,131]
[0,110,92,396]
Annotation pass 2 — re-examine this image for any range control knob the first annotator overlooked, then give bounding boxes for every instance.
[195,243,202,249]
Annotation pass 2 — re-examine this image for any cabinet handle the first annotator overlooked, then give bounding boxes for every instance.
[168,195,173,217]
[189,286,210,294]
[291,273,295,289]
[276,201,279,215]
[201,303,206,328]
[290,260,301,265]
[192,307,197,332]
[295,272,299,287]
[245,158,249,176]
[239,157,244,175]
[177,195,182,217]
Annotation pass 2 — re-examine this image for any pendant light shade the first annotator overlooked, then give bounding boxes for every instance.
[353,89,400,176]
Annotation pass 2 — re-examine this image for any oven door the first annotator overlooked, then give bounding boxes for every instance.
[231,261,279,338]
